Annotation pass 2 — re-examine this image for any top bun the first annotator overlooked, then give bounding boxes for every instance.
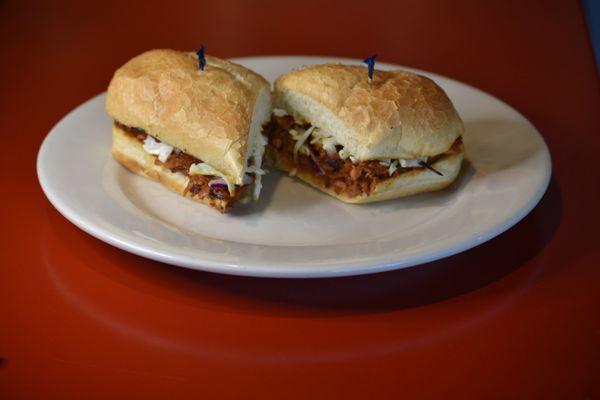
[106,49,271,184]
[274,63,463,160]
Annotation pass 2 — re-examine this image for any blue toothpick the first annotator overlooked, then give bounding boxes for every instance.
[196,45,206,71]
[363,54,377,81]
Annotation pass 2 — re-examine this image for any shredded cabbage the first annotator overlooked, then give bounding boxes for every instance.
[143,135,174,163]
[272,108,288,117]
[292,126,314,160]
[245,165,266,200]
[243,132,268,200]
[283,120,431,174]
[142,131,271,199]
[338,148,351,160]
[189,163,235,194]
[252,175,262,200]
[400,157,428,168]
[338,148,358,163]
[388,160,399,175]
[310,128,338,156]
[245,165,266,176]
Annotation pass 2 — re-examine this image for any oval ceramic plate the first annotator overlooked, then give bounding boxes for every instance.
[37,56,551,278]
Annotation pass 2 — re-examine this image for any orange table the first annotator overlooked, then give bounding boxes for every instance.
[1,1,599,398]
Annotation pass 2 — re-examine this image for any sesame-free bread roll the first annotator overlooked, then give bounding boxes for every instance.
[267,63,464,203]
[106,49,271,185]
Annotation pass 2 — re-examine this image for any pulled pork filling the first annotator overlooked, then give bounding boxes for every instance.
[264,115,462,198]
[115,122,251,212]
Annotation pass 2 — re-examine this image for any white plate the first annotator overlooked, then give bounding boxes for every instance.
[37,56,551,278]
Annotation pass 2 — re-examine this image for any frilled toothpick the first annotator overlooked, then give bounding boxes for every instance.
[418,160,444,176]
[363,54,377,83]
[196,45,206,71]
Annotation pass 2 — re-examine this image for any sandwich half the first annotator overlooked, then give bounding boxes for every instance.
[265,63,464,203]
[106,49,271,213]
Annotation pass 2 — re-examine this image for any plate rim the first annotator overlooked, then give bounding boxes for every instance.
[37,55,552,278]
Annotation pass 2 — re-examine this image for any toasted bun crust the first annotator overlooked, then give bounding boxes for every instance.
[274,64,463,161]
[268,143,464,203]
[111,125,231,213]
[106,49,271,185]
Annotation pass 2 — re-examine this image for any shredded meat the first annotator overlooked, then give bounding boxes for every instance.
[115,122,247,212]
[265,115,461,198]
[160,152,197,174]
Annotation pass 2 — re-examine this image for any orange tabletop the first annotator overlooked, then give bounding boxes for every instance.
[1,1,599,398]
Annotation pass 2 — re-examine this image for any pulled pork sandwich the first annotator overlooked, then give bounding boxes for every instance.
[106,49,271,213]
[265,64,464,203]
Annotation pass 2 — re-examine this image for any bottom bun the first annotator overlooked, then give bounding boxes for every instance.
[111,125,232,213]
[268,145,464,204]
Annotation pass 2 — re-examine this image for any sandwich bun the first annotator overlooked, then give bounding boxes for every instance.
[274,63,463,161]
[111,124,237,213]
[106,49,271,185]
[267,141,464,203]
